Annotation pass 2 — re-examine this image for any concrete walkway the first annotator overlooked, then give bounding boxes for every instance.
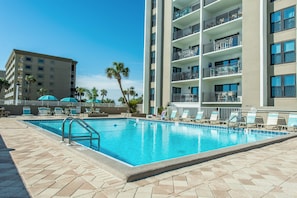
[1,117,297,197]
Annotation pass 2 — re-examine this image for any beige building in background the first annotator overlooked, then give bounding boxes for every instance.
[143,0,296,114]
[5,49,77,102]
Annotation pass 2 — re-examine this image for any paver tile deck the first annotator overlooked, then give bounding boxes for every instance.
[0,117,297,197]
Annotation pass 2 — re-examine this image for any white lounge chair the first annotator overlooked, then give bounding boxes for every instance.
[169,110,178,120]
[204,111,219,124]
[240,112,257,128]
[38,107,51,116]
[193,111,204,123]
[180,109,190,121]
[54,107,64,116]
[221,111,239,126]
[261,112,279,130]
[22,106,32,116]
[281,113,297,131]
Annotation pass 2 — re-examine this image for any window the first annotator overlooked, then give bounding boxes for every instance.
[191,87,199,95]
[152,15,156,27]
[149,107,154,115]
[38,66,44,71]
[271,6,295,33]
[271,74,296,97]
[150,69,155,82]
[151,51,155,63]
[150,88,155,100]
[152,0,156,9]
[38,59,44,64]
[25,57,32,61]
[271,40,295,64]
[37,82,43,86]
[25,65,31,69]
[37,74,43,78]
[215,83,238,92]
[151,33,155,45]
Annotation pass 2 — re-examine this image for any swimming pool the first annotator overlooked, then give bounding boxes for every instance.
[26,118,288,167]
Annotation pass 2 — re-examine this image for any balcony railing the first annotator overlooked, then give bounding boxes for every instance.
[173,2,200,20]
[173,24,200,40]
[203,34,240,54]
[204,7,242,30]
[172,93,199,102]
[172,71,199,81]
[172,47,199,61]
[203,91,242,102]
[203,64,241,77]
[204,0,217,6]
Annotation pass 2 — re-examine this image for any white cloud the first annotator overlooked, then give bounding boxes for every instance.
[76,74,143,103]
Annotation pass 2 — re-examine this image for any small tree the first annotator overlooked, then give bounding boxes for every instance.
[25,75,36,100]
[75,87,86,102]
[37,88,47,96]
[0,78,10,93]
[100,89,107,101]
[106,62,130,112]
[86,87,99,111]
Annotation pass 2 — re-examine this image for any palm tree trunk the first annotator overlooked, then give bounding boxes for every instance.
[117,79,130,112]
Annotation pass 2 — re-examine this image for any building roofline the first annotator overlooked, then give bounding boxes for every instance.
[12,49,77,63]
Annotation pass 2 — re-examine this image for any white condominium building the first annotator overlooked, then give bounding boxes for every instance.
[143,0,296,114]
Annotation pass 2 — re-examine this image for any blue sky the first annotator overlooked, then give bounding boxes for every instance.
[0,0,145,101]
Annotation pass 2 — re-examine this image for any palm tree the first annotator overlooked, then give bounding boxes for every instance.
[86,87,99,110]
[106,62,130,111]
[75,87,86,102]
[0,78,10,94]
[37,88,47,96]
[100,89,107,101]
[25,75,36,100]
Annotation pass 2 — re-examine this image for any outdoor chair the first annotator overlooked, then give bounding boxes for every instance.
[280,113,297,132]
[204,111,220,124]
[221,111,239,127]
[22,106,32,116]
[240,112,257,128]
[259,112,279,130]
[192,111,204,123]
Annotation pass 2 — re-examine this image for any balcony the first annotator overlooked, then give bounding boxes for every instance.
[172,93,199,102]
[203,64,241,78]
[172,71,199,81]
[203,34,240,54]
[173,24,200,40]
[204,7,242,30]
[203,91,242,103]
[172,47,199,61]
[173,2,200,20]
[204,0,217,6]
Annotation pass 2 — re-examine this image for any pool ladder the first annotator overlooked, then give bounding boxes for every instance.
[227,114,241,129]
[61,117,100,150]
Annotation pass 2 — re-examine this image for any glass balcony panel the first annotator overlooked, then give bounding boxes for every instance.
[204,0,217,6]
[173,24,200,40]
[202,91,241,102]
[203,34,240,54]
[173,2,200,20]
[204,63,241,77]
[172,71,199,81]
[172,93,199,102]
[204,7,242,30]
[172,47,199,61]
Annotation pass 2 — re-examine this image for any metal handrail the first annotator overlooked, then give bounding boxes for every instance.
[62,117,100,149]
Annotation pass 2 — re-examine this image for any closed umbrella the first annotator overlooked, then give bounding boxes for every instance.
[38,95,58,101]
[60,97,78,102]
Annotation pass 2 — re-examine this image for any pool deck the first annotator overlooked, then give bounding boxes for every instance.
[1,116,297,197]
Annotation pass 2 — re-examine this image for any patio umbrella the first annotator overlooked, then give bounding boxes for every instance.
[86,99,101,103]
[60,97,78,102]
[38,95,58,101]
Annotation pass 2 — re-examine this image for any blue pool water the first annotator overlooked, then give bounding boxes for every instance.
[26,118,287,166]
